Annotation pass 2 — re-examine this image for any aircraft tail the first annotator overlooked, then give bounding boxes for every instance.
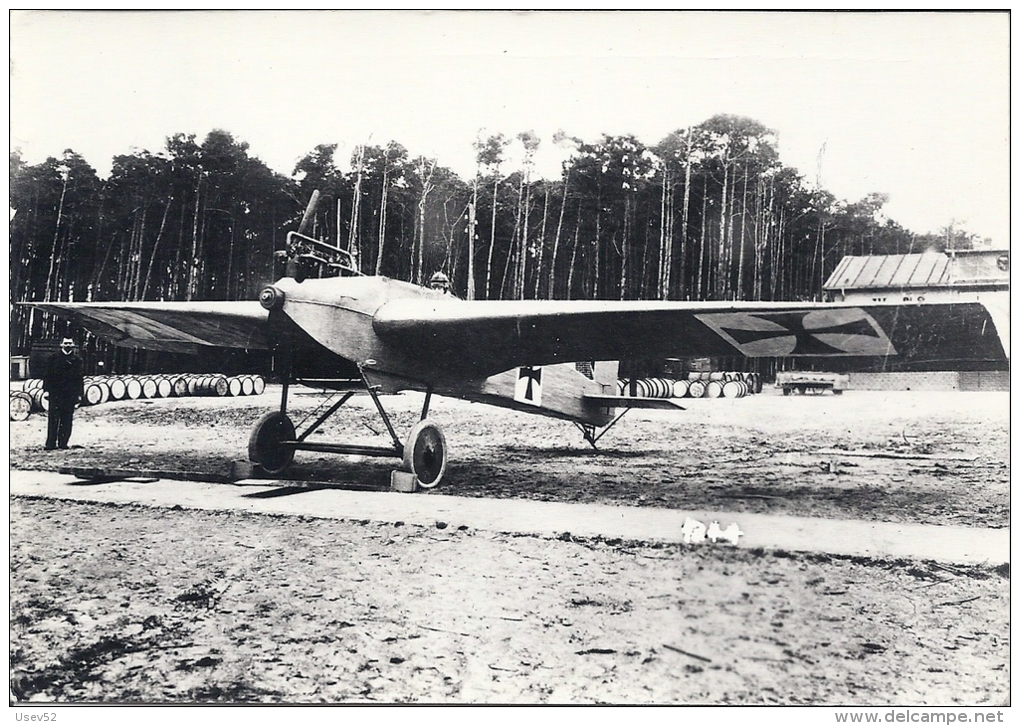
[591,361,620,393]
[457,361,620,426]
[439,359,677,426]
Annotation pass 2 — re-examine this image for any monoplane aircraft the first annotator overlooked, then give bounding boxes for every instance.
[26,197,1009,490]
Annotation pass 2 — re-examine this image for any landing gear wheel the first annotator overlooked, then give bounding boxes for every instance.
[403,419,447,489]
[248,411,296,475]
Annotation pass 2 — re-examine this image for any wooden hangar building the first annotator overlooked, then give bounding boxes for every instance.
[821,248,1010,391]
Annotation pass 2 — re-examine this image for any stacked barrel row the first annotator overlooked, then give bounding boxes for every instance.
[10,373,265,419]
[617,372,763,400]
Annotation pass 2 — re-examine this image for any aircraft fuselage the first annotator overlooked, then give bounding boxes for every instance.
[263,275,616,426]
[266,275,454,383]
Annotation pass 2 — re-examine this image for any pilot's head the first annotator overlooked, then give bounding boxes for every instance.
[428,271,451,293]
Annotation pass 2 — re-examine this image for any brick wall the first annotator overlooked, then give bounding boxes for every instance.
[959,371,1010,391]
[850,371,959,391]
[849,371,1010,391]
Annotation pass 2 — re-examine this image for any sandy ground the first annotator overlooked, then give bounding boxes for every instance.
[8,387,1011,703]
[10,386,1010,526]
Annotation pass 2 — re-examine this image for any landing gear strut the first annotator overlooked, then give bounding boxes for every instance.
[247,365,448,490]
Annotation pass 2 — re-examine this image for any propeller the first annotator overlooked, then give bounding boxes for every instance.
[275,190,323,281]
[272,190,359,283]
[296,189,321,237]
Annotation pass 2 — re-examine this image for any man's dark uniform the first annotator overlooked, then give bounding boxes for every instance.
[43,344,85,450]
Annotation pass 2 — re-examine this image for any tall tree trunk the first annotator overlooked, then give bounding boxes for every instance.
[593,190,602,299]
[375,166,389,276]
[414,159,436,285]
[518,179,530,300]
[227,218,238,299]
[508,172,525,299]
[737,167,749,299]
[131,204,149,301]
[620,194,631,301]
[92,224,119,302]
[186,175,202,301]
[776,210,786,299]
[657,164,671,300]
[348,145,365,271]
[718,163,730,298]
[117,228,129,301]
[141,196,173,300]
[533,185,549,299]
[484,177,499,299]
[416,198,426,285]
[816,221,827,297]
[680,146,692,300]
[467,192,477,300]
[44,170,69,302]
[196,205,208,298]
[412,208,420,284]
[640,206,654,300]
[123,212,139,301]
[566,202,582,299]
[697,176,708,299]
[498,221,516,300]
[547,169,569,299]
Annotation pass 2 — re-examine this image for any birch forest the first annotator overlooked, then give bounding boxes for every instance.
[11,114,980,361]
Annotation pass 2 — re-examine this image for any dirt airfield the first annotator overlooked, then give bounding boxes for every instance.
[9,386,1010,704]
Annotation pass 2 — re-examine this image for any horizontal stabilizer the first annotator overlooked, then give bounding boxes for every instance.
[584,394,686,411]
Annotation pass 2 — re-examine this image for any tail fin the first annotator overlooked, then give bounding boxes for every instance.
[592,361,620,394]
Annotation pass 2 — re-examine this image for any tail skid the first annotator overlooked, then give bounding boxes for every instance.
[574,409,631,450]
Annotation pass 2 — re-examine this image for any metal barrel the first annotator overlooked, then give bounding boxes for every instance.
[722,380,746,398]
[124,377,143,400]
[141,377,158,399]
[10,391,33,421]
[84,382,104,406]
[31,389,50,412]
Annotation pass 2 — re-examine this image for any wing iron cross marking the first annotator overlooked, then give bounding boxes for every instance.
[695,309,897,357]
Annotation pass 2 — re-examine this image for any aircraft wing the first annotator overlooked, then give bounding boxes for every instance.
[373,298,1008,378]
[22,301,271,353]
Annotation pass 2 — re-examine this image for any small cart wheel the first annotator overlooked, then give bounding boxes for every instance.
[248,411,296,475]
[403,419,447,490]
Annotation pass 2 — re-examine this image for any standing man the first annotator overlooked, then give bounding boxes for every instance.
[43,336,85,450]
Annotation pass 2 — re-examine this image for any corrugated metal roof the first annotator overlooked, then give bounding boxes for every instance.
[888,255,924,287]
[824,253,951,291]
